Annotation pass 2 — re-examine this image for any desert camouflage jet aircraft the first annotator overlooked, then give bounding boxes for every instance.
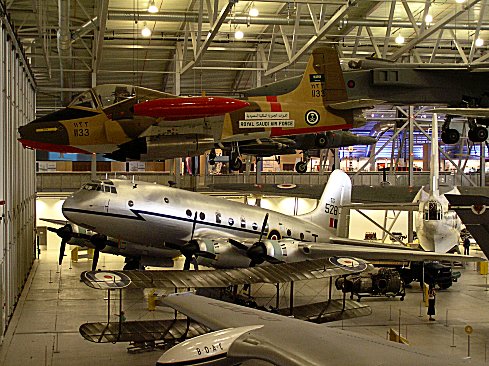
[18,48,380,171]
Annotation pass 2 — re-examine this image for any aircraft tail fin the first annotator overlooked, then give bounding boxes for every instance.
[282,47,348,105]
[300,170,351,236]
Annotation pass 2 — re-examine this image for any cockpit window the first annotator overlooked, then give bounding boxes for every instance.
[69,90,97,109]
[81,182,117,194]
[91,84,175,109]
[424,200,442,221]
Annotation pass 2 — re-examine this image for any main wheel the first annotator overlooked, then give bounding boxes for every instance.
[230,157,242,171]
[315,133,328,148]
[295,161,307,174]
[441,128,460,144]
[473,126,489,142]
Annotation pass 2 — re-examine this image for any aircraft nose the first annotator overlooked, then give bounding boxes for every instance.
[18,115,70,151]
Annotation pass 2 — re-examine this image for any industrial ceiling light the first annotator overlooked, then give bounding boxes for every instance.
[249,3,259,17]
[455,0,466,3]
[425,14,433,24]
[141,22,152,37]
[148,0,158,13]
[476,37,484,47]
[395,33,404,44]
[235,30,244,40]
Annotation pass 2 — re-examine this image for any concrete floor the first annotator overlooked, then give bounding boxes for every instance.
[1,243,489,366]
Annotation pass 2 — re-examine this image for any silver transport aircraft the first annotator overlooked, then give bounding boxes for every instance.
[60,170,482,269]
[155,292,482,366]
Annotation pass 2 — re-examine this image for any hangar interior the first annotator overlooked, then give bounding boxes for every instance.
[4,0,489,365]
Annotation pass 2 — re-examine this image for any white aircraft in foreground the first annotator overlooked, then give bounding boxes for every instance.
[59,169,481,270]
[153,291,481,366]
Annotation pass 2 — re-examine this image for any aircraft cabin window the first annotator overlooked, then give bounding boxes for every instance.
[104,186,111,193]
[241,217,246,228]
[287,229,292,237]
[110,187,117,194]
[252,223,258,231]
[186,209,192,217]
[128,200,134,207]
[164,197,169,203]
[300,233,305,240]
[228,218,234,226]
[200,212,205,220]
[216,212,221,223]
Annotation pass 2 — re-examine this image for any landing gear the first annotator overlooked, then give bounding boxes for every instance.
[468,125,488,143]
[230,157,243,171]
[441,116,460,144]
[441,128,460,144]
[208,149,216,166]
[315,133,328,148]
[229,146,243,171]
[295,161,308,174]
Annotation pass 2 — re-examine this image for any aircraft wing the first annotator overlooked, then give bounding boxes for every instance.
[342,202,419,211]
[156,292,476,366]
[328,98,384,110]
[429,108,489,118]
[80,256,372,290]
[445,194,489,259]
[301,241,484,262]
[40,218,69,226]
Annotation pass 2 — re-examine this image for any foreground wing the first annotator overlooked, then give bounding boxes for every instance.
[81,256,372,290]
[157,293,477,366]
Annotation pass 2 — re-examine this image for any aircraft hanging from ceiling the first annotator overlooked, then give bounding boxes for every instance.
[245,58,489,146]
[415,114,463,253]
[18,48,381,172]
[57,170,481,271]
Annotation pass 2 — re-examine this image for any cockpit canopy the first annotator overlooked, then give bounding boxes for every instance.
[82,180,117,194]
[424,200,442,221]
[69,84,175,110]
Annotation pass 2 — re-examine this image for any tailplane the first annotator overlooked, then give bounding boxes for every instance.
[299,169,352,235]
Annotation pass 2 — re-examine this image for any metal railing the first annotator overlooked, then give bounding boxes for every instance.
[36,171,481,192]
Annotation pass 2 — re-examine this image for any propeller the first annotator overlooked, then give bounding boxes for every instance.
[180,212,216,270]
[48,224,73,265]
[89,234,107,271]
[228,213,282,266]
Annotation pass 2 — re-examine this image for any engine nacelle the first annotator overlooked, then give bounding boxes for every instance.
[156,325,263,366]
[194,238,252,269]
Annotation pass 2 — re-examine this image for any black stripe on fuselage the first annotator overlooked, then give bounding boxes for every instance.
[62,207,277,237]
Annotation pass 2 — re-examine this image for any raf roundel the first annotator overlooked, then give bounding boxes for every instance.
[329,256,368,272]
[305,110,320,125]
[84,270,132,289]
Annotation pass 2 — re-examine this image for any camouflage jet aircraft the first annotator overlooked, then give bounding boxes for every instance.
[18,47,380,171]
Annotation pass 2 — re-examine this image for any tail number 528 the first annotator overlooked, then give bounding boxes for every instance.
[325,203,338,215]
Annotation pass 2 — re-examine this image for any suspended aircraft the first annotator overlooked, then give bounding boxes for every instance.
[57,170,481,271]
[415,114,463,252]
[18,48,381,172]
[246,58,489,145]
